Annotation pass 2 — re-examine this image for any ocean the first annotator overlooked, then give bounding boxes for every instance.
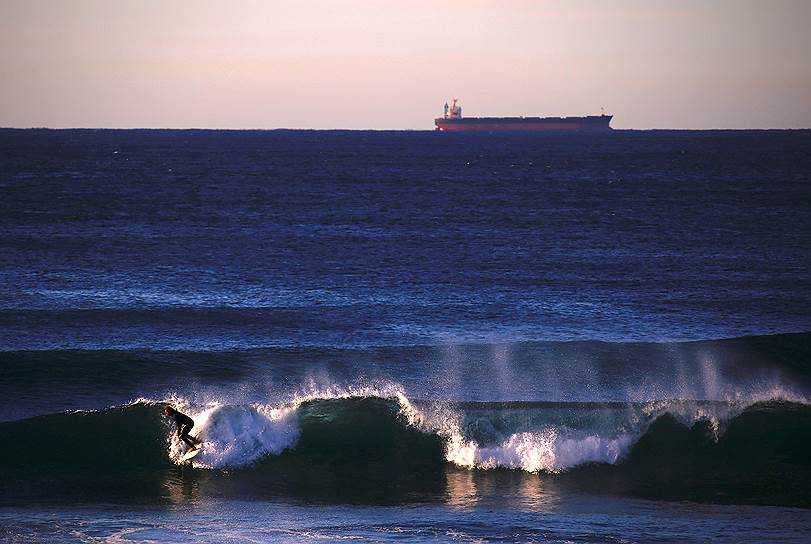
[1,128,810,542]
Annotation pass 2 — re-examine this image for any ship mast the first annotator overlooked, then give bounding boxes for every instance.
[449,98,462,119]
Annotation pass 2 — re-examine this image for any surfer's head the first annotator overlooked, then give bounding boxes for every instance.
[164,404,175,416]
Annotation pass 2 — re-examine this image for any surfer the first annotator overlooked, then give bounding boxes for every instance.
[164,405,200,450]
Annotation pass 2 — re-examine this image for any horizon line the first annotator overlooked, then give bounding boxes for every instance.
[2,126,810,132]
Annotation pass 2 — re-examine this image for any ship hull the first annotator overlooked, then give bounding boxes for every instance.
[434,115,612,131]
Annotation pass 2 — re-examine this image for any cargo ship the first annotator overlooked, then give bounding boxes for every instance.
[434,98,612,131]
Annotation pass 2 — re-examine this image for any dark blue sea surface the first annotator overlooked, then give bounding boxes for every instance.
[1,128,810,542]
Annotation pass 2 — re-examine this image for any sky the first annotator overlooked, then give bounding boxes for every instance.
[1,0,810,129]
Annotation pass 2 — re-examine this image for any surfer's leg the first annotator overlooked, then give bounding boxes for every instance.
[179,424,197,448]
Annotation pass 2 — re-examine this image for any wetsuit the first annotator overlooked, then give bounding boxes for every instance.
[171,411,197,448]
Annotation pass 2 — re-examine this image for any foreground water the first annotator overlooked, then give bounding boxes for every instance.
[4,497,811,543]
[1,128,810,542]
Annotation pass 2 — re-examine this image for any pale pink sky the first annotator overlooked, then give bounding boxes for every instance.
[1,0,810,129]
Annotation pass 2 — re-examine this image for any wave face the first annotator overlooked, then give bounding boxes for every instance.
[2,389,809,505]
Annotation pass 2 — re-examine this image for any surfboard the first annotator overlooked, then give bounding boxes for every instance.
[181,447,201,462]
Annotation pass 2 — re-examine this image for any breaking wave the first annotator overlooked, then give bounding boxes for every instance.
[161,384,655,473]
[2,384,808,478]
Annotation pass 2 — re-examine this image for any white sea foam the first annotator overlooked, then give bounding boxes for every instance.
[166,402,299,468]
[442,427,633,473]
